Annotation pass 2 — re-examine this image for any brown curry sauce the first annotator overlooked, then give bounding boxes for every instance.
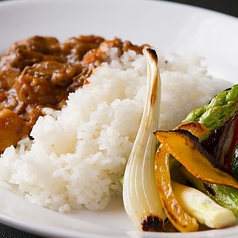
[0,35,147,152]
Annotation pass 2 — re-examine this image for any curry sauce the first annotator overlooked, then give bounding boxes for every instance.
[0,35,147,152]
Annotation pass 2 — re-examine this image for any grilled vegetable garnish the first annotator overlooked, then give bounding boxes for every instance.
[154,122,238,231]
[154,130,238,189]
[183,84,238,170]
[182,84,238,132]
[172,181,236,229]
[155,144,199,232]
[174,121,208,141]
[123,47,164,231]
[173,85,238,218]
[226,118,238,178]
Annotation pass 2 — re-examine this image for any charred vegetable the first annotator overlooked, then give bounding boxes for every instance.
[231,144,238,180]
[155,144,199,232]
[183,84,238,132]
[227,119,238,180]
[154,129,238,231]
[183,84,238,171]
[177,85,238,215]
[154,130,238,189]
[123,47,164,231]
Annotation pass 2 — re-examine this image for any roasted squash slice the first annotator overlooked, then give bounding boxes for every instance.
[154,129,238,190]
[155,144,199,232]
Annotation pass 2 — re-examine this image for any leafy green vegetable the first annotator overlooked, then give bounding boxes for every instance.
[183,84,238,132]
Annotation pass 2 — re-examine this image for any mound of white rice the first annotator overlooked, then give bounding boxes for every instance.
[0,47,226,212]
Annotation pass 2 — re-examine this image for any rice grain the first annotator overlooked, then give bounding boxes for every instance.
[0,48,226,212]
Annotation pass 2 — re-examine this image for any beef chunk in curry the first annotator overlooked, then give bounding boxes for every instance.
[0,34,147,153]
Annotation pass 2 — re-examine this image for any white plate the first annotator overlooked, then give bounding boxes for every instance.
[0,0,238,237]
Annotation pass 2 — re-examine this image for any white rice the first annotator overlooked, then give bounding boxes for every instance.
[0,46,226,212]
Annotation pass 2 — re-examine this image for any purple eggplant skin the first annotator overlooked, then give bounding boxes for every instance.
[231,144,238,180]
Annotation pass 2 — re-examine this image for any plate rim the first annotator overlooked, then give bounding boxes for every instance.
[0,0,238,237]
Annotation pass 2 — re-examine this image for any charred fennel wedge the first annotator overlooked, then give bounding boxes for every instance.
[122,47,164,231]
